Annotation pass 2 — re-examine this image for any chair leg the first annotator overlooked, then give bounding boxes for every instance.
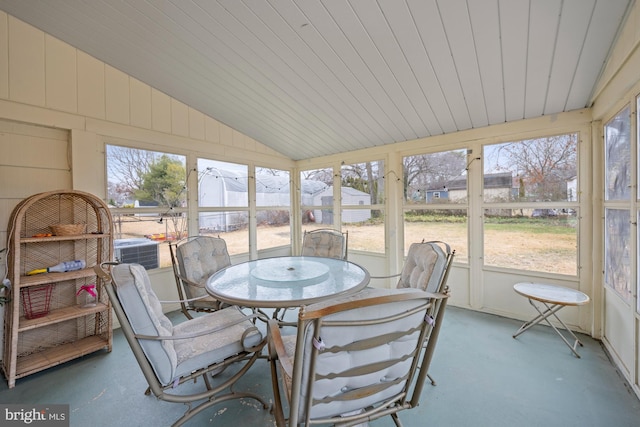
[390,413,404,427]
[180,307,194,320]
[269,358,287,427]
[171,391,269,427]
[427,373,436,386]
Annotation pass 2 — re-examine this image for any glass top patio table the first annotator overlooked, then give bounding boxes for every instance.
[205,256,370,308]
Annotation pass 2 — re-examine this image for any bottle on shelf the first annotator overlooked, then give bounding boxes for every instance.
[76,284,97,308]
[26,260,86,276]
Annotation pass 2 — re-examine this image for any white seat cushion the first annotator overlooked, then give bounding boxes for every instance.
[173,306,263,379]
[112,263,263,387]
[112,264,177,385]
[292,288,427,421]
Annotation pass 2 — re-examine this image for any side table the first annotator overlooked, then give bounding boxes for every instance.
[512,282,590,358]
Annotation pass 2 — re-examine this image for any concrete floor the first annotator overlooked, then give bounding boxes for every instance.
[1,306,639,426]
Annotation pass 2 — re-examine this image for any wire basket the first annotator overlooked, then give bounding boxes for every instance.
[49,223,86,236]
[21,284,55,319]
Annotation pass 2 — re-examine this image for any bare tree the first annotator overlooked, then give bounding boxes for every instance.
[256,167,283,176]
[106,146,156,203]
[301,168,333,185]
[403,151,466,200]
[489,134,577,201]
[341,161,383,205]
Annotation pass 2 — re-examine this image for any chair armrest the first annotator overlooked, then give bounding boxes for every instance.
[136,311,264,341]
[160,272,212,304]
[368,273,402,279]
[422,291,450,300]
[94,262,119,282]
[175,271,207,289]
[267,318,294,376]
[97,262,210,305]
[157,294,210,304]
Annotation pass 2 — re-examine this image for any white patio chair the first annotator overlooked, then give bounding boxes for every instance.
[268,287,449,426]
[273,228,349,325]
[397,240,454,294]
[169,236,231,319]
[95,262,268,427]
[301,228,348,260]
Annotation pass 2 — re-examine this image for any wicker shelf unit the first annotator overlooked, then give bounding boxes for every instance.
[2,190,113,388]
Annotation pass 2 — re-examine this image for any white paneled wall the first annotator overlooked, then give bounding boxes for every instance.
[0,120,71,354]
[0,120,70,201]
[590,0,640,403]
[0,12,288,160]
[8,16,44,106]
[45,35,77,113]
[76,51,102,119]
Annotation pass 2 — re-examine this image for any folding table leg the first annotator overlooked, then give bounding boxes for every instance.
[513,299,584,358]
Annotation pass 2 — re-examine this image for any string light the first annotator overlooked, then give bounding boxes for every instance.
[383,170,402,182]
[465,156,481,171]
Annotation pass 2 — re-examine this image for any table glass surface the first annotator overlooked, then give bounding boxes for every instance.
[206,256,370,308]
[513,282,590,306]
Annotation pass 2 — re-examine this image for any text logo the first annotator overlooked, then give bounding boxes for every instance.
[0,404,69,426]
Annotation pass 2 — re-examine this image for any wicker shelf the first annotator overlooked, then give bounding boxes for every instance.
[18,302,109,332]
[13,335,110,380]
[19,268,101,287]
[2,190,114,388]
[21,233,110,244]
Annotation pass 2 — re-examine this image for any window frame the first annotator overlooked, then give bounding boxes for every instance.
[402,149,469,260]
[105,143,188,269]
[481,132,580,277]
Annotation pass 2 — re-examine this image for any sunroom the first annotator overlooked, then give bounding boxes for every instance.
[0,0,640,425]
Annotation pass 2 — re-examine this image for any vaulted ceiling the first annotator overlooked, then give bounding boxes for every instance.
[0,0,632,160]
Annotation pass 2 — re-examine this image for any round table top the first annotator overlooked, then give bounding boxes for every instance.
[206,256,370,308]
[513,282,590,306]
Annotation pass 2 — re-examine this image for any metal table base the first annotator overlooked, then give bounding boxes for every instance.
[513,298,584,358]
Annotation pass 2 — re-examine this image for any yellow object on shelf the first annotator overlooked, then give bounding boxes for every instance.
[26,260,86,276]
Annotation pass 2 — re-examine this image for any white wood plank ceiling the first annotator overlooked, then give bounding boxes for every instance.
[0,0,632,160]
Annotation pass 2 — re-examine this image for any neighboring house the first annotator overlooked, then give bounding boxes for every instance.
[423,186,450,203]
[425,172,516,203]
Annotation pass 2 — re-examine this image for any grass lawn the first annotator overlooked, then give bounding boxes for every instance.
[114,214,578,276]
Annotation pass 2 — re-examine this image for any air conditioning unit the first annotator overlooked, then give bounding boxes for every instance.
[114,238,159,270]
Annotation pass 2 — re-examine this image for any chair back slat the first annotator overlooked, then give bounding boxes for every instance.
[286,288,446,425]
